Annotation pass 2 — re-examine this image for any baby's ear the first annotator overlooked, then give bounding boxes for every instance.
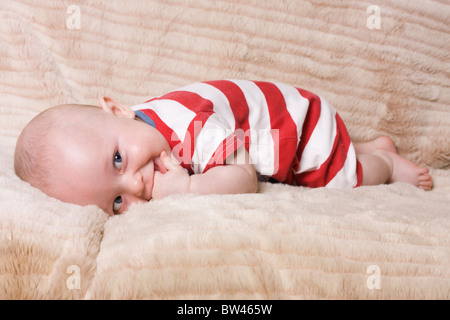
[98,97,135,119]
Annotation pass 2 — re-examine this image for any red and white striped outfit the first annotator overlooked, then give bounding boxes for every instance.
[132,80,362,188]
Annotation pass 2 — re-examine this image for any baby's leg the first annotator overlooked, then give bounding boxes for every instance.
[355,137,432,190]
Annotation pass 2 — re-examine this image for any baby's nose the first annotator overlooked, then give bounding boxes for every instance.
[124,171,145,197]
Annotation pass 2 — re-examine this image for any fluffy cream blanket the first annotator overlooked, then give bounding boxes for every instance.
[0,0,449,299]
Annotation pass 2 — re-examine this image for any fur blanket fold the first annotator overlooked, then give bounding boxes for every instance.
[0,0,449,299]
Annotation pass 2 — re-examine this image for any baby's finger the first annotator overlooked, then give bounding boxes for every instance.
[154,157,167,174]
[170,152,181,166]
[161,151,179,170]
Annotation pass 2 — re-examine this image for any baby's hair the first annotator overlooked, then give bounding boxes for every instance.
[14,104,101,192]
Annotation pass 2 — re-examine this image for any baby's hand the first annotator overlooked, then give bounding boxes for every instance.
[151,151,190,199]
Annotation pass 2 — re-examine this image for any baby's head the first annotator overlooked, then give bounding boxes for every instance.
[14,98,170,215]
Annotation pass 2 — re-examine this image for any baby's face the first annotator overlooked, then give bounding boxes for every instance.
[48,106,171,216]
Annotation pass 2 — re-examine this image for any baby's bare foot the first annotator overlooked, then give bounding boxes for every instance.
[386,151,432,191]
[357,136,432,190]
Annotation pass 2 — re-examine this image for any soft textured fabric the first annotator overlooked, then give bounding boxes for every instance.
[133,80,362,188]
[0,0,449,299]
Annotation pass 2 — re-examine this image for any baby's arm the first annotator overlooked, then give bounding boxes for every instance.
[152,148,258,199]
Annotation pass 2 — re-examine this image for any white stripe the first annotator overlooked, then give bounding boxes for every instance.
[132,100,195,142]
[325,143,358,189]
[229,80,276,176]
[273,82,310,143]
[294,96,337,174]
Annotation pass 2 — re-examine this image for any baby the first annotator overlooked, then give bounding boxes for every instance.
[14,80,432,216]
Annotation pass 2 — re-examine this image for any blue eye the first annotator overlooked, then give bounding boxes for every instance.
[113,196,122,214]
[114,151,122,170]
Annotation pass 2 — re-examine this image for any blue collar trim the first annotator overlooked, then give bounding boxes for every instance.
[134,110,156,128]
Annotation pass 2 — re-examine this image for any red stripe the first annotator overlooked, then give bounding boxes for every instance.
[294,88,322,171]
[355,160,363,187]
[295,113,351,187]
[155,90,214,114]
[254,81,298,182]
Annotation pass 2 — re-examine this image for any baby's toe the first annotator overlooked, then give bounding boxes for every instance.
[418,167,429,175]
[419,173,432,182]
[419,178,432,190]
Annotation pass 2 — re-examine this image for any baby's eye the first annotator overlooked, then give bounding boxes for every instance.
[113,196,122,214]
[114,151,122,170]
